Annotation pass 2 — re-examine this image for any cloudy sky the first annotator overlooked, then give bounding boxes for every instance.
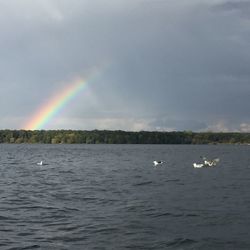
[0,0,250,131]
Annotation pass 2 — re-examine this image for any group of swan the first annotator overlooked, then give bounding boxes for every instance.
[37,158,219,168]
[193,157,220,168]
[153,156,220,168]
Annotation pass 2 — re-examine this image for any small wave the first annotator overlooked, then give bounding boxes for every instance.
[165,179,181,182]
[57,225,81,232]
[8,245,40,250]
[80,197,99,201]
[198,237,250,249]
[153,212,172,218]
[0,215,16,221]
[93,227,119,234]
[43,222,71,227]
[5,205,57,211]
[125,244,146,249]
[17,232,34,237]
[186,213,199,217]
[133,181,153,186]
[0,228,13,232]
[58,170,75,174]
[8,162,22,165]
[49,235,89,243]
[165,238,197,247]
[153,212,199,218]
[22,246,40,250]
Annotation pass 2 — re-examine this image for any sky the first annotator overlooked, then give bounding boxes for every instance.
[0,0,250,132]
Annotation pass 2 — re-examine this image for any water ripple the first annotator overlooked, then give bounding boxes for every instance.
[0,144,249,249]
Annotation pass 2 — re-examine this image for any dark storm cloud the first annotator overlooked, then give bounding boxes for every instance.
[213,0,250,17]
[0,0,249,131]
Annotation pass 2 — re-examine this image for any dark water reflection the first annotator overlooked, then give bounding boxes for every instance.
[0,144,250,249]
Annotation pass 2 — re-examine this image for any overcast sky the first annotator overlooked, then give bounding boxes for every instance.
[0,0,250,131]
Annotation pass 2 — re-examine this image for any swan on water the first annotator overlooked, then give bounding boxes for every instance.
[153,160,164,166]
[193,163,204,168]
[193,157,220,168]
[37,161,43,166]
[203,157,220,167]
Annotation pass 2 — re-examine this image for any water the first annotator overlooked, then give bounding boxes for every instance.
[0,144,250,250]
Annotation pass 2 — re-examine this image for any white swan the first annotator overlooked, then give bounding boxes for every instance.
[193,157,220,168]
[193,163,204,168]
[153,160,164,166]
[204,158,220,167]
[37,161,43,166]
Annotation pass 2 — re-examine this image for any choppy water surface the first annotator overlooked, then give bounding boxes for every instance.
[0,144,250,250]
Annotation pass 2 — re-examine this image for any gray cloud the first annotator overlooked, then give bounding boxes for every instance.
[0,0,249,131]
[148,118,207,132]
[213,1,250,16]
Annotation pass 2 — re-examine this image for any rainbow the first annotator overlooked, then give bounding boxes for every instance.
[24,78,87,130]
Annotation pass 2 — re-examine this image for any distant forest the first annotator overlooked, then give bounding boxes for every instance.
[0,130,250,144]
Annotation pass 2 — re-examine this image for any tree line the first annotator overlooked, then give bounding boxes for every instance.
[0,130,249,144]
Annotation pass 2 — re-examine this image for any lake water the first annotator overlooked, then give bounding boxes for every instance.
[0,144,250,250]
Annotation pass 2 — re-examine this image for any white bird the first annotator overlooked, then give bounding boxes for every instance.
[204,160,213,166]
[193,163,204,168]
[204,158,220,167]
[194,157,220,168]
[153,160,164,166]
[37,161,43,166]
